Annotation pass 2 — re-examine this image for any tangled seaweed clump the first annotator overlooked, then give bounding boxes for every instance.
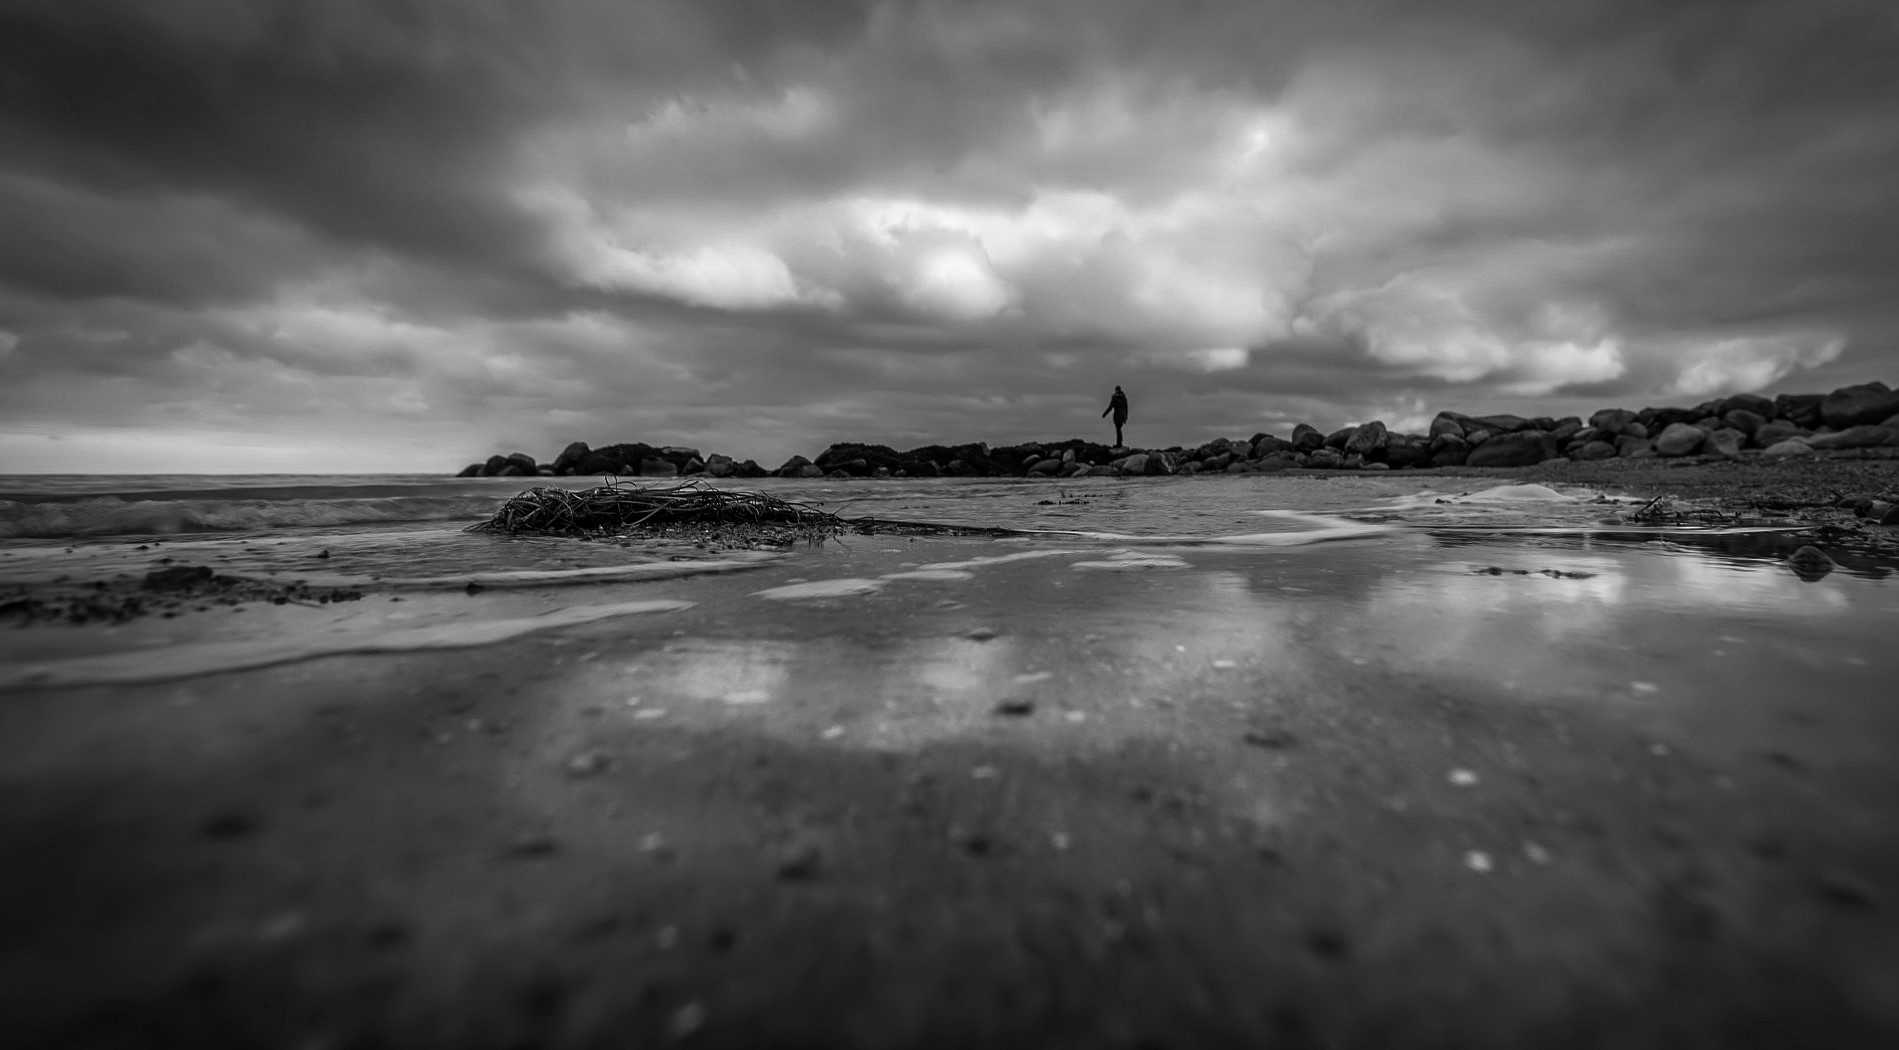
[466,480,846,546]
[467,479,1035,546]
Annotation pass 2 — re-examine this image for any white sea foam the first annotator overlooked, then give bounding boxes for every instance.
[0,599,696,691]
[302,553,782,590]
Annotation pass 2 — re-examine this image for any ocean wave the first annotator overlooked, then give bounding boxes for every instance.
[0,495,500,539]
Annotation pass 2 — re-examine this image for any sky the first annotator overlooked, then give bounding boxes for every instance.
[2,0,1897,474]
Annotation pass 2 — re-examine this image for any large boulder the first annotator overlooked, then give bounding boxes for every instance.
[577,443,659,475]
[1807,425,1898,450]
[1820,382,1899,428]
[1307,448,1344,469]
[1323,426,1355,450]
[1428,414,1465,440]
[638,457,678,477]
[1774,393,1825,428]
[1569,440,1618,461]
[456,463,484,477]
[1654,422,1706,457]
[1721,409,1768,438]
[1428,434,1470,466]
[704,453,736,478]
[774,455,814,478]
[504,452,538,475]
[1465,431,1558,467]
[1289,424,1325,452]
[550,442,591,475]
[1638,406,1702,430]
[1472,414,1536,434]
[1704,428,1745,458]
[480,454,510,477]
[1589,408,1636,434]
[1762,438,1815,457]
[1616,435,1655,457]
[1716,393,1775,418]
[1344,420,1389,457]
[1752,420,1807,448]
[815,443,904,475]
[1384,433,1431,469]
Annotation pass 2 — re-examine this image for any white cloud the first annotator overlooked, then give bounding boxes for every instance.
[1663,333,1845,398]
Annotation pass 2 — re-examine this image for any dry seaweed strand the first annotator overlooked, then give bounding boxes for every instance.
[466,479,1033,539]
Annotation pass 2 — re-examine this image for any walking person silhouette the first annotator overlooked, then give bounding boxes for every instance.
[1102,385,1129,447]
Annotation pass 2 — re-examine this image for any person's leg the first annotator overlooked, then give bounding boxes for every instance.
[1115,423,1124,446]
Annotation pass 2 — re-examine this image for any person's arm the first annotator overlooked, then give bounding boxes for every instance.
[1102,403,1111,417]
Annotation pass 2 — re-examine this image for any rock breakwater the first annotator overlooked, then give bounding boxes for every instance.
[459,381,1899,479]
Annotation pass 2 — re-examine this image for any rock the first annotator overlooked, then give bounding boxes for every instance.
[1256,452,1298,470]
[1117,453,1149,475]
[1761,438,1815,457]
[1342,452,1364,470]
[1384,434,1431,469]
[1753,421,1808,448]
[1654,422,1706,457]
[1550,419,1583,443]
[456,463,483,477]
[1775,393,1825,428]
[496,464,527,477]
[1570,440,1618,461]
[1463,428,1492,447]
[1288,423,1324,452]
[550,441,591,474]
[504,452,537,475]
[1344,420,1388,457]
[1639,406,1702,429]
[1787,545,1835,581]
[1324,426,1355,450]
[774,455,813,477]
[1472,414,1536,433]
[1307,448,1343,469]
[481,454,509,477]
[1466,431,1558,467]
[638,457,678,477]
[1428,435,1470,467]
[1721,409,1768,438]
[1428,414,1465,439]
[1143,451,1175,475]
[1616,435,1655,457]
[1820,382,1899,429]
[1589,408,1636,434]
[1807,425,1897,450]
[1704,428,1744,458]
[704,453,736,477]
[1027,457,1063,475]
[1202,452,1233,472]
[1716,393,1775,418]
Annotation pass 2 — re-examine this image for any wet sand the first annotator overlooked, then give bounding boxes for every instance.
[3,468,1898,1049]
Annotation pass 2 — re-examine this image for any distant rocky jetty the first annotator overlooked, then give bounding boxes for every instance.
[458,380,1899,480]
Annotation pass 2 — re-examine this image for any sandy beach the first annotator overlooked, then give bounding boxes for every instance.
[2,460,1896,1049]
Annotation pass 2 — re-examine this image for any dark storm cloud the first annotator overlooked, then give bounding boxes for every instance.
[3,0,1898,471]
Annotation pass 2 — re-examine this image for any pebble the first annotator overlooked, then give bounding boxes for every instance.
[965,627,999,641]
[1447,768,1480,787]
[1464,851,1494,873]
[565,750,611,777]
[1523,843,1552,864]
[993,698,1035,716]
[820,725,845,740]
[669,1000,707,1040]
